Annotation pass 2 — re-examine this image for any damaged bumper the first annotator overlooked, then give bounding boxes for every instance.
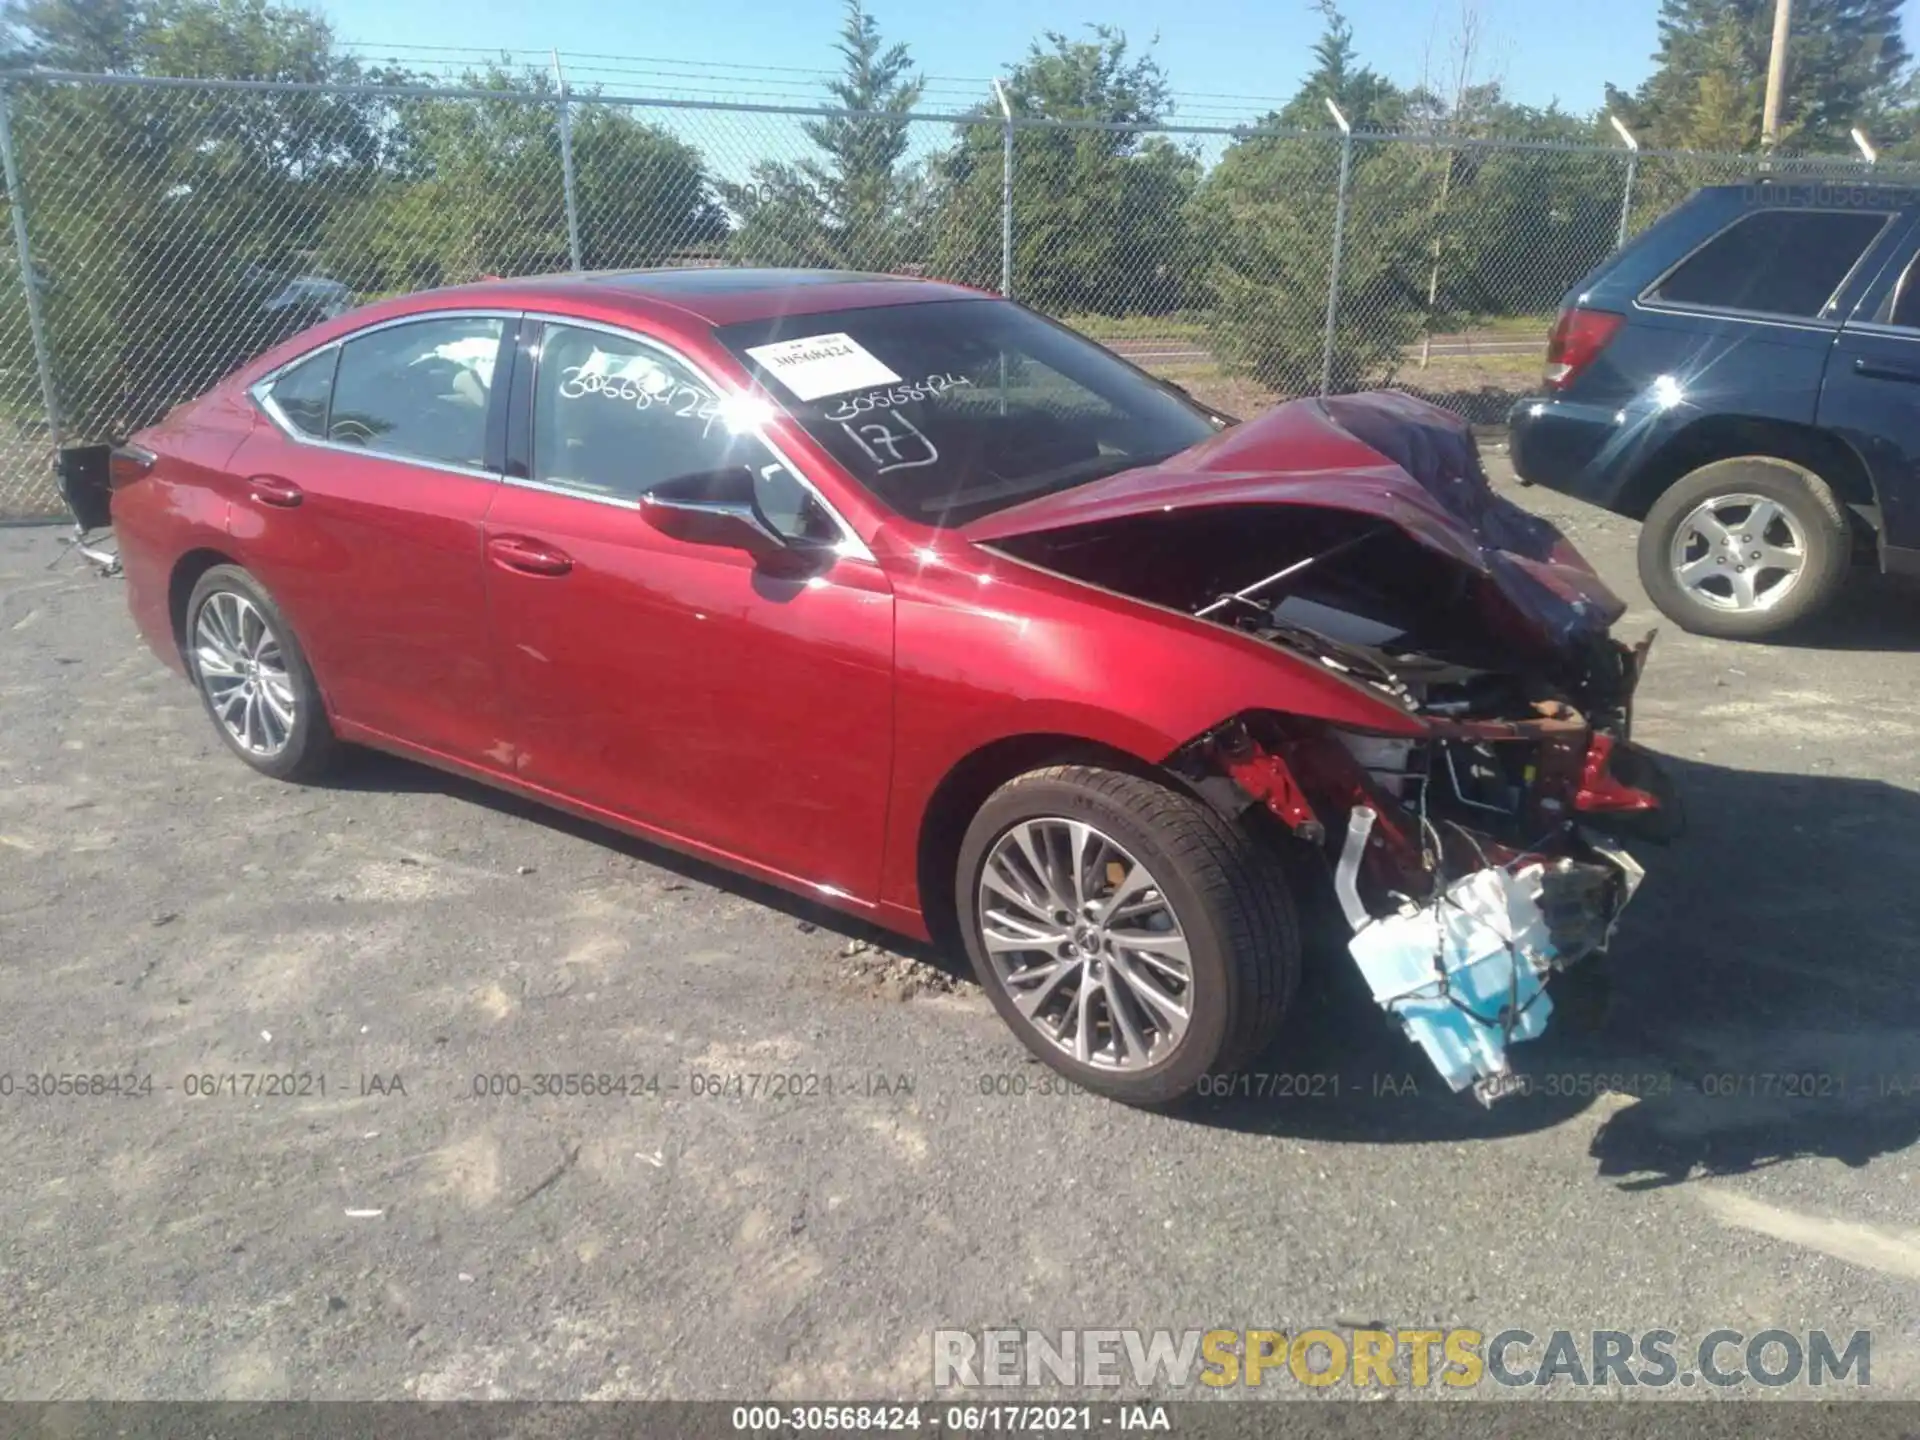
[1185,663,1677,1104]
[1339,806,1645,1102]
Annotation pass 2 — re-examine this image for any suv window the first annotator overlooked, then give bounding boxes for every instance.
[327,316,504,469]
[266,348,337,438]
[531,322,837,543]
[1651,209,1891,318]
[1884,252,1920,329]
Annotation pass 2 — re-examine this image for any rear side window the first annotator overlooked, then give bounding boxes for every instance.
[1650,210,1891,318]
[266,348,337,438]
[327,316,505,469]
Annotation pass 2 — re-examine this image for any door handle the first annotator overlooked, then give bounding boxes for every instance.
[247,475,303,508]
[1852,355,1920,384]
[487,534,573,577]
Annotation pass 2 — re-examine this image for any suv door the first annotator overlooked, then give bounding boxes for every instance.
[481,317,895,901]
[234,311,515,764]
[1823,211,1920,569]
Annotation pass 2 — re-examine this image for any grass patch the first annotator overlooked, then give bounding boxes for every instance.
[1056,313,1211,344]
[1439,311,1555,338]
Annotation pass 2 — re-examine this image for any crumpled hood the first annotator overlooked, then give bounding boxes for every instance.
[964,390,1625,648]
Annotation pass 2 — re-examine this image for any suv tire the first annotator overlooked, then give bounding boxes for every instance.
[1638,455,1850,640]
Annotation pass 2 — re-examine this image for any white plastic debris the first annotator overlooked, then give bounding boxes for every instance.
[1346,862,1557,1100]
[344,1208,383,1218]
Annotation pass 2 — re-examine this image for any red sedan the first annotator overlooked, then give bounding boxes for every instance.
[103,269,1675,1105]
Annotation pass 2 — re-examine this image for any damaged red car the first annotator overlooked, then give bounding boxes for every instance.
[101,269,1678,1106]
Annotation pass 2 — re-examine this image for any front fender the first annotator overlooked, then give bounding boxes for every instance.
[875,535,1423,916]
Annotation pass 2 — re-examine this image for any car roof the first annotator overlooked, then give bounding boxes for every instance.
[384,267,994,329]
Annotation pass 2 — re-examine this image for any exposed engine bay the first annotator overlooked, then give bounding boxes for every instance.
[973,391,1681,1102]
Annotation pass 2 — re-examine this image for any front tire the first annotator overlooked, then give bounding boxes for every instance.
[1638,456,1850,639]
[955,764,1299,1106]
[185,565,337,781]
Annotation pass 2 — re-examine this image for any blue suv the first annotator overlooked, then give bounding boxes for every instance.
[1509,180,1920,638]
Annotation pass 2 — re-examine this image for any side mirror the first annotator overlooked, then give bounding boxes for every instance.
[640,466,784,552]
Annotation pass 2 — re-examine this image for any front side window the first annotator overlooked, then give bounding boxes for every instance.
[327,316,505,469]
[718,299,1219,527]
[530,322,837,543]
[266,348,337,438]
[1650,210,1892,319]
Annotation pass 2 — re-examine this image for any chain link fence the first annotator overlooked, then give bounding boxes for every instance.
[0,69,1913,519]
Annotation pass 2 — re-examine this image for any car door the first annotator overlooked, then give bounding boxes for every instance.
[230,311,517,766]
[481,316,896,901]
[1823,211,1920,570]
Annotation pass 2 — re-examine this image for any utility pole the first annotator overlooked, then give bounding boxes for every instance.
[1761,0,1793,149]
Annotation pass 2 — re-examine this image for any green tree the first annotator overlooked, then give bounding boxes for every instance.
[1276,0,1408,131]
[326,64,726,291]
[322,67,572,292]
[1,0,392,438]
[1606,0,1908,150]
[1193,4,1431,394]
[727,0,927,271]
[929,27,1200,316]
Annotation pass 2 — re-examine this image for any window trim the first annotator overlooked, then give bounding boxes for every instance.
[1635,207,1897,326]
[249,308,521,482]
[513,311,873,563]
[256,344,341,442]
[1874,241,1920,330]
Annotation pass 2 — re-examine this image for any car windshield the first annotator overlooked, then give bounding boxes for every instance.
[716,298,1221,527]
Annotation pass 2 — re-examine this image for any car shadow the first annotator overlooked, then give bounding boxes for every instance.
[1751,569,1920,652]
[1184,754,1920,1171]
[319,746,970,973]
[325,747,1920,1174]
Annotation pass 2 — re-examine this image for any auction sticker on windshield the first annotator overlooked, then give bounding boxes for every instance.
[745,333,901,401]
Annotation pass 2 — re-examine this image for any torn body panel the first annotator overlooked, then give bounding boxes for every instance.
[989,391,1679,1099]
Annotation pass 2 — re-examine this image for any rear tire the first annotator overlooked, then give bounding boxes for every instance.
[955,764,1299,1107]
[1638,456,1850,640]
[184,565,337,782]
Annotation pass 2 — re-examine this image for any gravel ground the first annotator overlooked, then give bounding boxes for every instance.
[4,456,1920,1402]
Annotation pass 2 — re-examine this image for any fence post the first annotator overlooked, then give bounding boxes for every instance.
[553,51,584,273]
[1610,113,1640,248]
[0,82,61,451]
[992,78,1014,298]
[1320,99,1353,399]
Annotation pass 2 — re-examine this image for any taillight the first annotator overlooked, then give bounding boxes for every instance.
[1542,307,1623,391]
[108,443,156,489]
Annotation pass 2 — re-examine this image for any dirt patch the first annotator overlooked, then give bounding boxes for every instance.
[820,938,974,1002]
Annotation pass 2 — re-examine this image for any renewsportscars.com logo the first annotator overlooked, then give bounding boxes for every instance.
[932,1327,1872,1390]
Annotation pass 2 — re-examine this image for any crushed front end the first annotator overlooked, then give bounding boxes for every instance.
[969,389,1683,1100]
[1164,397,1681,1101]
[1183,653,1676,1102]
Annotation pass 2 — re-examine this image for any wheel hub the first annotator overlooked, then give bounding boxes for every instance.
[1669,491,1807,613]
[976,817,1193,1072]
[193,590,297,758]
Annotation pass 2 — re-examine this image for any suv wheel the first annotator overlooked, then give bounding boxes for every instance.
[1638,455,1850,639]
[955,764,1299,1107]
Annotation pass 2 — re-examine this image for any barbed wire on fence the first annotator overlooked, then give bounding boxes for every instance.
[0,68,1912,519]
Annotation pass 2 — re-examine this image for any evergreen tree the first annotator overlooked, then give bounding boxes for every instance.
[727,0,928,272]
[1606,0,1907,150]
[929,27,1200,315]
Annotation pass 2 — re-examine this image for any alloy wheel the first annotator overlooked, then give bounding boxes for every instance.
[1668,491,1807,613]
[975,817,1193,1071]
[193,590,297,757]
